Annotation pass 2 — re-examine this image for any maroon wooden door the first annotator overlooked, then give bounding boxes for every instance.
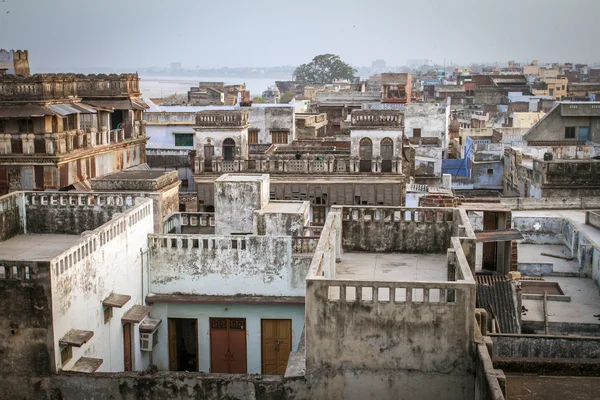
[210,318,247,373]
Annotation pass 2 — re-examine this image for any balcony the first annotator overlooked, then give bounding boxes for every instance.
[350,110,402,128]
[195,110,249,128]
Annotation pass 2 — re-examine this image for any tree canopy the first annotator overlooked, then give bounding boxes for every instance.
[293,54,357,84]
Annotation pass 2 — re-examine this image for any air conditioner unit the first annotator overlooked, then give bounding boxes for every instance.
[140,331,158,352]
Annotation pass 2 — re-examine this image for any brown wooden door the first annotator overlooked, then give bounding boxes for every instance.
[210,318,247,373]
[123,323,132,371]
[261,319,292,375]
[168,319,178,371]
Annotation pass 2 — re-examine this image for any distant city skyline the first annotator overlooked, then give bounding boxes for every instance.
[1,0,599,71]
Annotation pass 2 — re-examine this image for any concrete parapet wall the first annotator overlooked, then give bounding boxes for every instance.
[502,197,600,210]
[340,206,455,253]
[149,234,305,297]
[492,334,600,359]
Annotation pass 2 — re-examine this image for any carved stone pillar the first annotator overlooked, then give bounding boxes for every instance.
[101,126,108,145]
[374,156,382,173]
[326,155,335,173]
[89,128,97,147]
[21,134,35,155]
[65,131,74,152]
[44,134,55,155]
[194,156,203,174]
[134,121,140,138]
[141,121,147,137]
[0,134,11,154]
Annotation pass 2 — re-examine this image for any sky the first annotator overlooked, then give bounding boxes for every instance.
[1,0,599,71]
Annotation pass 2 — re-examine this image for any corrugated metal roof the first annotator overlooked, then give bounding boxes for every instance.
[476,278,520,334]
[73,103,97,114]
[0,105,59,118]
[47,104,85,117]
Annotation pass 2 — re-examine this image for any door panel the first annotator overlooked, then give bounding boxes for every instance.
[123,323,132,371]
[261,319,292,375]
[228,319,247,374]
[210,318,230,373]
[168,319,177,371]
[210,318,247,374]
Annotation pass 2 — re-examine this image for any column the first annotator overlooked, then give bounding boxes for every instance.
[21,134,35,155]
[101,126,108,145]
[44,134,55,155]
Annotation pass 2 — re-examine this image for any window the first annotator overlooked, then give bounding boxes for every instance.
[565,127,576,139]
[181,179,189,188]
[549,89,554,96]
[61,346,72,365]
[0,266,5,279]
[487,169,494,175]
[413,128,422,138]
[562,85,565,90]
[0,120,4,133]
[271,130,288,144]
[174,133,193,147]
[248,129,259,144]
[18,119,34,133]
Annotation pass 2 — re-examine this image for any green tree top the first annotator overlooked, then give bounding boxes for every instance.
[294,54,357,85]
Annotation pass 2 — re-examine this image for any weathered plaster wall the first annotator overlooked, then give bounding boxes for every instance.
[0,191,23,241]
[149,302,305,373]
[472,162,504,189]
[26,196,130,234]
[349,129,402,158]
[404,102,450,147]
[415,146,443,177]
[149,234,305,297]
[247,105,296,144]
[512,217,565,244]
[49,200,154,373]
[254,201,309,237]
[492,334,600,359]
[194,127,249,160]
[341,207,454,253]
[0,260,54,399]
[214,175,269,235]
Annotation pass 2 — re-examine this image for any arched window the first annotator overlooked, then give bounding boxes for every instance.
[381,137,394,172]
[222,138,235,161]
[380,138,394,160]
[359,138,372,172]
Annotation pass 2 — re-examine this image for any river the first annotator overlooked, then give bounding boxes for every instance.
[139,75,282,99]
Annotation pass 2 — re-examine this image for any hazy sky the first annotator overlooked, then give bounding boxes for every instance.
[1,0,598,71]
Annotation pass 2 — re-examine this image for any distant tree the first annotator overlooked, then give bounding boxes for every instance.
[279,90,295,104]
[294,54,357,84]
[252,96,267,103]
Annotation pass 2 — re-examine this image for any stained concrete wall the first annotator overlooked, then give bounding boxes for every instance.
[214,174,269,235]
[340,207,455,253]
[149,234,306,297]
[254,201,309,237]
[49,200,154,373]
[404,102,450,148]
[0,260,54,398]
[492,334,600,358]
[0,191,23,241]
[349,129,402,158]
[247,105,296,144]
[512,217,566,244]
[149,302,305,373]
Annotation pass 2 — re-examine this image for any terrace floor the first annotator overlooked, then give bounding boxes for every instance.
[518,243,579,274]
[0,234,81,261]
[521,276,600,325]
[336,252,448,281]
